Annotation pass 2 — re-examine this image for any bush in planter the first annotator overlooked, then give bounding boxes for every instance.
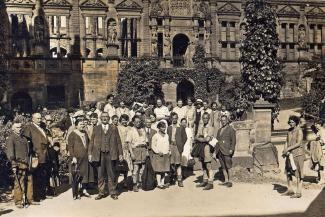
[240,0,284,119]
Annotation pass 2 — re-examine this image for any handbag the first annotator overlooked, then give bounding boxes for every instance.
[141,158,156,191]
[116,160,129,173]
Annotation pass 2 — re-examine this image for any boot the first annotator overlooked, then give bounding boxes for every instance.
[203,183,213,190]
[196,182,208,188]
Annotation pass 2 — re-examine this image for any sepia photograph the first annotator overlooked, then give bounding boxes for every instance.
[0,0,325,216]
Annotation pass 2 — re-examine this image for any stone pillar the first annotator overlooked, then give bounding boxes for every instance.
[127,18,132,57]
[136,17,141,57]
[253,98,275,144]
[81,15,86,57]
[117,17,122,57]
[66,15,71,55]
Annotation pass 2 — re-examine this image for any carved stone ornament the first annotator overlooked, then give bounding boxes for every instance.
[169,0,191,16]
[116,0,142,9]
[44,0,72,6]
[218,2,240,13]
[107,19,117,44]
[307,7,325,15]
[298,25,306,48]
[80,0,107,7]
[277,5,299,16]
[5,0,33,4]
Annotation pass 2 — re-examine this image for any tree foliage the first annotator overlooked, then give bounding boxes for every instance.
[240,0,284,104]
[302,55,325,117]
[115,44,227,105]
[115,58,164,105]
[0,0,10,103]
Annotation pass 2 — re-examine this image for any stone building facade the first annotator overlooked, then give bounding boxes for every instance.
[2,0,325,111]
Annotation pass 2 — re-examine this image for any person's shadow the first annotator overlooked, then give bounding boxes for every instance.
[0,209,14,216]
[273,183,288,194]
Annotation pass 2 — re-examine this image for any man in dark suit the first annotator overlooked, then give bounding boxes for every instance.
[88,112,123,200]
[23,113,50,202]
[216,115,236,188]
[6,121,34,208]
[167,112,187,187]
[144,117,157,150]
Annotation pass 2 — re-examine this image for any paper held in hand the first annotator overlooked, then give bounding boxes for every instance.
[209,137,218,148]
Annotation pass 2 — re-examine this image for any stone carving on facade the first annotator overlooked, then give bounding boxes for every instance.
[107,19,117,44]
[34,15,46,44]
[164,33,171,56]
[298,25,307,48]
[116,0,142,9]
[16,14,29,57]
[44,0,72,6]
[198,1,210,19]
[161,0,169,16]
[5,0,33,4]
[151,28,158,56]
[240,22,247,41]
[277,5,299,16]
[170,0,191,16]
[204,33,210,54]
[217,2,240,16]
[150,0,168,16]
[307,7,325,16]
[150,0,161,16]
[80,0,106,7]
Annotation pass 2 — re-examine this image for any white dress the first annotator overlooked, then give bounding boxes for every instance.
[182,127,194,166]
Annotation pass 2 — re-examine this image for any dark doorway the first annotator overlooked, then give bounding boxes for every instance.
[177,80,194,103]
[11,92,33,113]
[172,34,189,67]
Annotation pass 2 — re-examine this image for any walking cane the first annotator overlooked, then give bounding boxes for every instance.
[14,169,28,208]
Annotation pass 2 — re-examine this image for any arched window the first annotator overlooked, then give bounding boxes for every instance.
[96,48,104,58]
[50,47,68,58]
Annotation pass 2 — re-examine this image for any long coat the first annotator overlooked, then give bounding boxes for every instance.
[88,124,123,162]
[167,126,187,154]
[22,123,49,164]
[68,131,94,184]
[216,125,236,156]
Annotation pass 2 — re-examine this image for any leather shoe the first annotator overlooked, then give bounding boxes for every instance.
[15,204,24,209]
[95,194,105,200]
[111,195,118,200]
[203,183,214,190]
[133,185,139,192]
[196,182,208,188]
[290,193,302,199]
[178,180,184,187]
[281,191,294,196]
[226,182,233,188]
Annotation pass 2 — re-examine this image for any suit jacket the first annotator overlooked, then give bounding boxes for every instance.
[167,125,187,153]
[216,125,236,156]
[68,131,94,183]
[89,124,123,162]
[23,123,49,164]
[6,133,29,165]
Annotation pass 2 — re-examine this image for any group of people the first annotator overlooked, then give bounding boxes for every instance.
[5,94,238,208]
[8,93,325,208]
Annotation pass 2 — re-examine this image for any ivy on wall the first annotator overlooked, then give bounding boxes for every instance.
[115,44,226,106]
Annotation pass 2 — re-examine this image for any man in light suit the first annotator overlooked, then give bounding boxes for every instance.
[216,115,236,188]
[23,113,50,202]
[88,112,123,200]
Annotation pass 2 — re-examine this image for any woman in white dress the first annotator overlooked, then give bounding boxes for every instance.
[151,121,171,189]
